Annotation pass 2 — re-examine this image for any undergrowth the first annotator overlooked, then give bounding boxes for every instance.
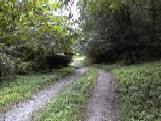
[102,61,161,121]
[35,69,97,121]
[0,67,74,112]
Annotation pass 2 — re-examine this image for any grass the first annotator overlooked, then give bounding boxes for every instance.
[101,61,161,121]
[35,69,97,121]
[0,67,74,112]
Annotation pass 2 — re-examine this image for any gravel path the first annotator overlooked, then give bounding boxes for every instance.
[0,68,88,121]
[84,69,119,121]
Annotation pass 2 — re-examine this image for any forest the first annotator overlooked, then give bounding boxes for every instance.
[79,0,161,64]
[0,0,161,121]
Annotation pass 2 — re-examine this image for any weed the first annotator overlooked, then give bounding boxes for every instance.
[102,62,161,121]
[35,69,97,121]
[0,67,74,112]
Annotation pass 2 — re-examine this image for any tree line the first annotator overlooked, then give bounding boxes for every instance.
[0,1,76,78]
[79,0,161,64]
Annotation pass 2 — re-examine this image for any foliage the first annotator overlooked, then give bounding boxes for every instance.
[35,69,97,121]
[83,57,93,66]
[102,61,161,121]
[79,0,161,64]
[0,1,77,77]
[0,67,74,112]
[16,54,73,75]
[34,54,73,70]
[17,61,34,75]
[0,52,16,78]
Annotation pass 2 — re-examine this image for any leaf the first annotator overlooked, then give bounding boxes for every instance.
[20,35,27,41]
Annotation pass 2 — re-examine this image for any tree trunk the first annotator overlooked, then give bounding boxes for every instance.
[151,9,156,56]
[126,7,140,59]
[126,43,135,64]
[149,0,156,58]
[114,11,135,64]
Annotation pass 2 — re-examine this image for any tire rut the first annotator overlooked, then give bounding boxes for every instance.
[0,68,88,121]
[84,69,119,121]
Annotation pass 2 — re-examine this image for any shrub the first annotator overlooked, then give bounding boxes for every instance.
[17,61,34,75]
[0,53,15,78]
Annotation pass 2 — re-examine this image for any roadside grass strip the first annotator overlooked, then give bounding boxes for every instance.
[35,69,97,121]
[0,67,74,112]
[102,62,161,121]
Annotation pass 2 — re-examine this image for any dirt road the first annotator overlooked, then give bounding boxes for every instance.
[0,68,88,121]
[84,69,119,121]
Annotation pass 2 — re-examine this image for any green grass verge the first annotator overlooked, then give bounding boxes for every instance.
[0,67,74,112]
[101,61,161,121]
[35,69,97,121]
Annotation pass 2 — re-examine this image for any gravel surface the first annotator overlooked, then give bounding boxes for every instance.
[0,68,88,121]
[84,69,119,121]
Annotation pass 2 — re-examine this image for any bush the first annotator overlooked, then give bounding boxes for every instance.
[0,53,15,78]
[17,61,34,75]
[16,54,72,75]
[83,57,93,66]
[44,54,72,68]
[30,54,72,72]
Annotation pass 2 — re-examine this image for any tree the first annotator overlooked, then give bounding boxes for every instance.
[0,1,77,77]
[78,0,161,64]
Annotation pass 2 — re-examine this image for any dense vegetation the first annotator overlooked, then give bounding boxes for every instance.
[35,69,97,121]
[101,61,161,121]
[0,1,77,78]
[78,0,161,64]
